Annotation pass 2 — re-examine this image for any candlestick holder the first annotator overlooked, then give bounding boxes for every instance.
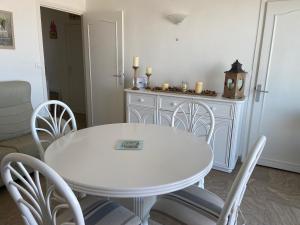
[132,66,139,90]
[145,73,152,89]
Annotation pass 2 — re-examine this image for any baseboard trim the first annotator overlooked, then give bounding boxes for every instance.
[258,158,300,173]
[212,165,233,173]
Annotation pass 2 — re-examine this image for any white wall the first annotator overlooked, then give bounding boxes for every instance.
[0,0,85,109]
[0,0,46,108]
[86,0,261,94]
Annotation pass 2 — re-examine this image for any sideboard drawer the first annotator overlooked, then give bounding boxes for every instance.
[159,96,233,118]
[128,94,156,107]
[159,96,189,112]
[206,102,233,119]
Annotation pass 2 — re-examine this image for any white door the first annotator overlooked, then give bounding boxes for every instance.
[249,0,300,173]
[65,24,86,114]
[83,11,124,126]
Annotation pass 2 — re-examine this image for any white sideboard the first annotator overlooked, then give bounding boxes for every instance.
[125,89,246,173]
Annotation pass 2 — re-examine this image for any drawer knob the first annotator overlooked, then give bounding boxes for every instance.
[210,106,216,111]
[171,102,178,107]
[139,98,145,103]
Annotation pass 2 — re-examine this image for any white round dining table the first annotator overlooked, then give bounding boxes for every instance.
[45,123,213,225]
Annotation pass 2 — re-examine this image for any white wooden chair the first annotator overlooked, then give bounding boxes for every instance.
[151,136,267,225]
[171,101,215,144]
[172,100,215,188]
[1,153,141,225]
[31,100,77,161]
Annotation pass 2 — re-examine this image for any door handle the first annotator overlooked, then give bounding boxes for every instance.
[113,73,125,79]
[255,84,269,102]
[113,73,125,87]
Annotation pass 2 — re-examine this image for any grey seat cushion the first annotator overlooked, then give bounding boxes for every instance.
[58,197,141,225]
[0,146,18,187]
[151,185,224,225]
[151,197,218,225]
[0,146,17,160]
[0,81,33,141]
[169,185,224,217]
[0,133,40,158]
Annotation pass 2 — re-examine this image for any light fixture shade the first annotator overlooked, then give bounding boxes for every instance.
[166,13,187,25]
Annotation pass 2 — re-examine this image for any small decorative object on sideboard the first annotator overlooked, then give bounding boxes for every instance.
[151,86,217,97]
[145,66,152,89]
[132,56,140,90]
[136,76,147,89]
[162,83,169,91]
[181,81,188,92]
[223,60,247,99]
[195,81,203,94]
[201,90,217,96]
[185,89,217,96]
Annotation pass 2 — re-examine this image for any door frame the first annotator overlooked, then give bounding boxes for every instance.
[39,0,85,15]
[36,0,87,114]
[241,0,268,161]
[243,0,298,163]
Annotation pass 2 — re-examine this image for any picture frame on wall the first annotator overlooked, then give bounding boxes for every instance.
[0,10,15,49]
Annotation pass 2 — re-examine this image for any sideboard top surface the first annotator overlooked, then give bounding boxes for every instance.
[125,89,246,104]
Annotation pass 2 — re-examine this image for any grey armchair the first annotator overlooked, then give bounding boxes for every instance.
[0,81,40,186]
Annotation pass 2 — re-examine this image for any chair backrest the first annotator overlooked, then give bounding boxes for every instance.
[31,100,77,161]
[171,101,215,144]
[1,153,85,225]
[0,81,33,141]
[217,136,267,225]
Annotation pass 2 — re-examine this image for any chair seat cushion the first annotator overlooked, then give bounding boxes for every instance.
[0,133,40,158]
[168,185,224,217]
[0,146,17,159]
[58,196,141,225]
[151,197,218,225]
[0,81,33,141]
[0,146,18,187]
[150,185,224,225]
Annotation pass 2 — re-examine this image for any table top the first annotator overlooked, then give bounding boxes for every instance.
[45,123,213,197]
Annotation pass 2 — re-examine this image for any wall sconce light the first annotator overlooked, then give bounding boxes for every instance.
[166,13,187,25]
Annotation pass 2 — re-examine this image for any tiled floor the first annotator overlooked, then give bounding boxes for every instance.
[205,165,300,225]
[0,165,299,225]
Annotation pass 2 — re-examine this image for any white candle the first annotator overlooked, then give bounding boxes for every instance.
[195,81,203,94]
[182,82,188,92]
[162,83,169,91]
[146,67,152,75]
[133,56,139,67]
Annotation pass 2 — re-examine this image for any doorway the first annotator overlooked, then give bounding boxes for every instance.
[248,0,300,173]
[40,7,86,129]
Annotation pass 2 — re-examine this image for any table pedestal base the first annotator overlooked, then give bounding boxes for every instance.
[133,196,157,225]
[198,177,205,188]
